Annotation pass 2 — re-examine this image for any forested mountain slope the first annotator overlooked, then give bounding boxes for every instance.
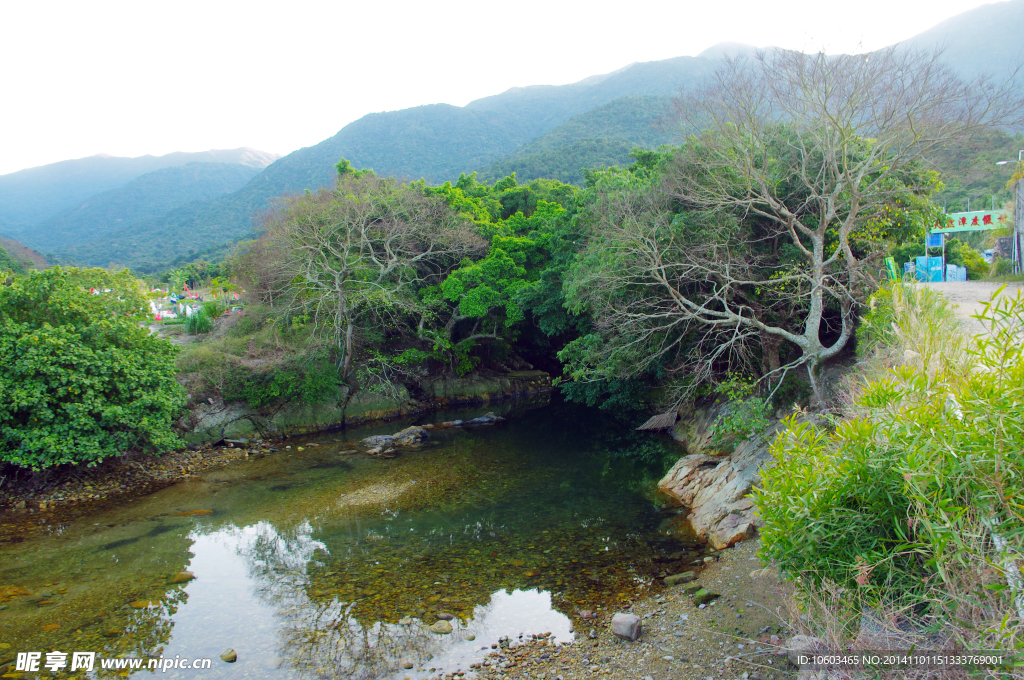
[11,1,1023,272]
[897,0,1024,78]
[24,162,261,255]
[0,148,278,233]
[476,96,675,184]
[72,57,718,269]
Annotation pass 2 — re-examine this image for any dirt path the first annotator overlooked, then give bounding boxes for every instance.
[922,281,1023,336]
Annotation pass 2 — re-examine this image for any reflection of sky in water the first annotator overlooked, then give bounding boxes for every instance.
[155,523,572,680]
[396,589,573,680]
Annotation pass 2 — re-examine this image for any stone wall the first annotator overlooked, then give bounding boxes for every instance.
[181,371,552,444]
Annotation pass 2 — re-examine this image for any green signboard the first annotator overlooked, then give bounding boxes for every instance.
[933,210,1009,234]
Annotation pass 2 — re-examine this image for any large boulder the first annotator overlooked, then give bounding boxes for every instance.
[610,612,642,641]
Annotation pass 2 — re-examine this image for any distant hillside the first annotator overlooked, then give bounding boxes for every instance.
[0,148,279,233]
[476,96,674,185]
[898,0,1024,78]
[0,237,45,274]
[19,162,260,255]
[926,128,1024,212]
[16,1,1024,273]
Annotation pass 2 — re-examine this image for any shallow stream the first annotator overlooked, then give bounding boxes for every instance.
[0,396,702,679]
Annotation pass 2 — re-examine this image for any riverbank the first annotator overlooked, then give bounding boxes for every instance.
[0,371,553,523]
[465,538,796,680]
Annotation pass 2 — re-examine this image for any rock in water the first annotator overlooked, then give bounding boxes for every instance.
[428,620,453,634]
[664,572,696,586]
[466,412,504,426]
[361,435,396,448]
[393,426,428,446]
[220,649,237,663]
[610,613,642,641]
[168,571,196,584]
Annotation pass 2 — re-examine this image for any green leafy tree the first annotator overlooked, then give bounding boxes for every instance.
[561,47,1012,406]
[242,171,486,379]
[0,267,186,468]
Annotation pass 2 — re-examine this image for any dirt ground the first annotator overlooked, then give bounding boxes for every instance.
[922,281,1024,336]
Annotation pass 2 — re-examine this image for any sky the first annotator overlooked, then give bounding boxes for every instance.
[0,0,1002,176]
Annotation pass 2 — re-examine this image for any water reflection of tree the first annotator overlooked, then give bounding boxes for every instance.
[238,521,453,680]
[233,504,669,680]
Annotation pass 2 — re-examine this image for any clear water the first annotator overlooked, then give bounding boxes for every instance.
[0,396,699,679]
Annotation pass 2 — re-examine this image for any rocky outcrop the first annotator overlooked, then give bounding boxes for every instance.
[658,429,776,549]
[659,403,824,549]
[659,400,817,550]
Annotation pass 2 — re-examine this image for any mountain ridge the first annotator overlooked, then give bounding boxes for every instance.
[0,148,279,233]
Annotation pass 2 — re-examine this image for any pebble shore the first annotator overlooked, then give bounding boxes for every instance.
[413,540,797,680]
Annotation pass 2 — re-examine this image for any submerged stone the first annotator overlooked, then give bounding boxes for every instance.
[220,648,237,663]
[169,571,196,584]
[428,620,453,634]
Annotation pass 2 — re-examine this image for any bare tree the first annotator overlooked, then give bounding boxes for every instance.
[566,47,1021,406]
[245,175,485,379]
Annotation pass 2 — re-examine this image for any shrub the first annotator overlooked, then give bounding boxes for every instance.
[222,355,342,410]
[0,268,185,468]
[711,375,771,447]
[755,288,1024,643]
[944,238,988,279]
[992,256,1015,277]
[186,310,212,335]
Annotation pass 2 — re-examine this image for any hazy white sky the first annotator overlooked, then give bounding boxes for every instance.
[0,0,998,176]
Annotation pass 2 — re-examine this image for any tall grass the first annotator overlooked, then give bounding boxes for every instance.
[755,284,1024,669]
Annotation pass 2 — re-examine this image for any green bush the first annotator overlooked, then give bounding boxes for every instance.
[222,355,341,410]
[186,310,212,334]
[0,267,186,468]
[711,376,771,447]
[755,289,1024,622]
[855,279,961,360]
[944,238,988,279]
[992,256,1015,277]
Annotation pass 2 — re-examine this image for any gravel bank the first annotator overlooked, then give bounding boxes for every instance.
[0,440,262,541]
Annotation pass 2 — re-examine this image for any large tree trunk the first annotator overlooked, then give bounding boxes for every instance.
[759,332,781,376]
